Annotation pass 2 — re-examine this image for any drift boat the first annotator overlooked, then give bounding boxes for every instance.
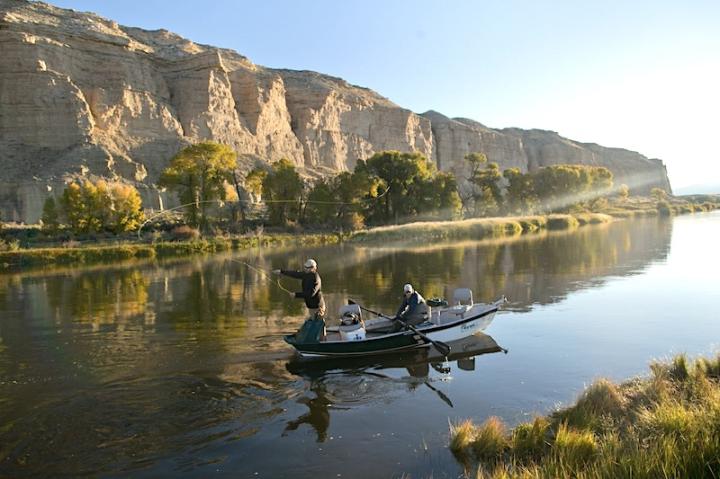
[284,288,506,358]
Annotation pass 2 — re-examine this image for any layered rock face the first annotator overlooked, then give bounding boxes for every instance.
[0,0,670,223]
[423,112,672,195]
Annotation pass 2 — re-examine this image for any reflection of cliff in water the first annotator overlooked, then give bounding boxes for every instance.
[283,333,505,442]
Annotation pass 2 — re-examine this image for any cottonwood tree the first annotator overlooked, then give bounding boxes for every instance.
[158,142,236,231]
[262,158,304,226]
[463,152,503,217]
[59,180,144,234]
[502,168,537,215]
[42,197,61,233]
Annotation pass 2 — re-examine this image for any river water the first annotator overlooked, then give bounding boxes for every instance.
[1,212,719,478]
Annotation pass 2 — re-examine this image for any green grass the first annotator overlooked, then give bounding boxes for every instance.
[449,353,720,478]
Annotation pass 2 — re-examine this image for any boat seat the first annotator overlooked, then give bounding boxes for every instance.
[338,304,362,322]
[453,288,473,306]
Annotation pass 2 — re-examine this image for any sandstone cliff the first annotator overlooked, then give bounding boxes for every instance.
[0,0,670,223]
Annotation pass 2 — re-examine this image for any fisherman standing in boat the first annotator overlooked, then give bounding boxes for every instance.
[392,283,429,331]
[273,259,326,319]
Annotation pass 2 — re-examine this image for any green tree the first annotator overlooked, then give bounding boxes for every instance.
[61,181,97,233]
[532,165,614,213]
[533,165,592,213]
[464,152,503,217]
[364,151,434,224]
[262,158,304,226]
[158,142,237,231]
[432,172,463,220]
[41,197,61,233]
[304,179,336,225]
[503,168,537,215]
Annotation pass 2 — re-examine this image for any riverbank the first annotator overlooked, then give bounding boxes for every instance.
[0,213,611,270]
[449,353,720,478]
[2,196,718,271]
[0,233,342,270]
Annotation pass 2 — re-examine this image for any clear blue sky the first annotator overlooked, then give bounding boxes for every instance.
[51,0,720,190]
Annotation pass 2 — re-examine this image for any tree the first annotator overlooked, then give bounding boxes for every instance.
[651,187,668,202]
[262,158,304,226]
[245,169,267,203]
[41,197,60,233]
[432,172,463,220]
[532,165,614,213]
[464,153,503,217]
[364,151,434,224]
[59,180,145,235]
[108,183,144,233]
[617,184,630,201]
[503,168,537,215]
[304,179,337,226]
[158,142,236,231]
[61,181,96,233]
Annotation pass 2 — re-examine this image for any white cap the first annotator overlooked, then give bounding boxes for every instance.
[304,258,317,269]
[403,283,414,294]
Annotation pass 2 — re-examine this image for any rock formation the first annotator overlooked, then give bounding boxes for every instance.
[0,0,671,223]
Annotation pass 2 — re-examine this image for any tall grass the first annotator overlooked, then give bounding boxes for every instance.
[350,214,610,244]
[450,353,720,478]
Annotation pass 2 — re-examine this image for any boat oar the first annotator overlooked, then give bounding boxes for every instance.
[347,300,451,357]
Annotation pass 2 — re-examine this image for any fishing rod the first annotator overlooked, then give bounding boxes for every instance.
[228,259,294,295]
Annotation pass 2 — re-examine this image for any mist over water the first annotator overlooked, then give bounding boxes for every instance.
[1,212,718,477]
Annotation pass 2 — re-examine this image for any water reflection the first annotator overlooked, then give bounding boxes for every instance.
[0,216,681,477]
[283,334,505,442]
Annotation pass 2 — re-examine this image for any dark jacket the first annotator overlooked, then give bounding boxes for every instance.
[396,291,428,322]
[280,269,323,308]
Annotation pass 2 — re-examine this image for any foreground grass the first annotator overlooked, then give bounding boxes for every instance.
[0,233,342,270]
[449,354,720,478]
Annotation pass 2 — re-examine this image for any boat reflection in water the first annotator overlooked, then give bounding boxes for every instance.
[283,333,506,442]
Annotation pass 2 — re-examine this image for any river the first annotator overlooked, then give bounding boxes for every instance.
[1,212,719,477]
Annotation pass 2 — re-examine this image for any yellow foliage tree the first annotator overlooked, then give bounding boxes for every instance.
[60,180,144,234]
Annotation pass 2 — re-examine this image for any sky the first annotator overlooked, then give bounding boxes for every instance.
[51,0,720,191]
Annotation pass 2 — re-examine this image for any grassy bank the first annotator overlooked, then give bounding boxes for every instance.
[599,195,720,219]
[449,354,720,478]
[0,233,342,270]
[349,214,612,244]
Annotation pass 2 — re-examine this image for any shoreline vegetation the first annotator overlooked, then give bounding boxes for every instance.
[1,197,718,271]
[3,143,717,271]
[449,353,720,478]
[0,233,343,270]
